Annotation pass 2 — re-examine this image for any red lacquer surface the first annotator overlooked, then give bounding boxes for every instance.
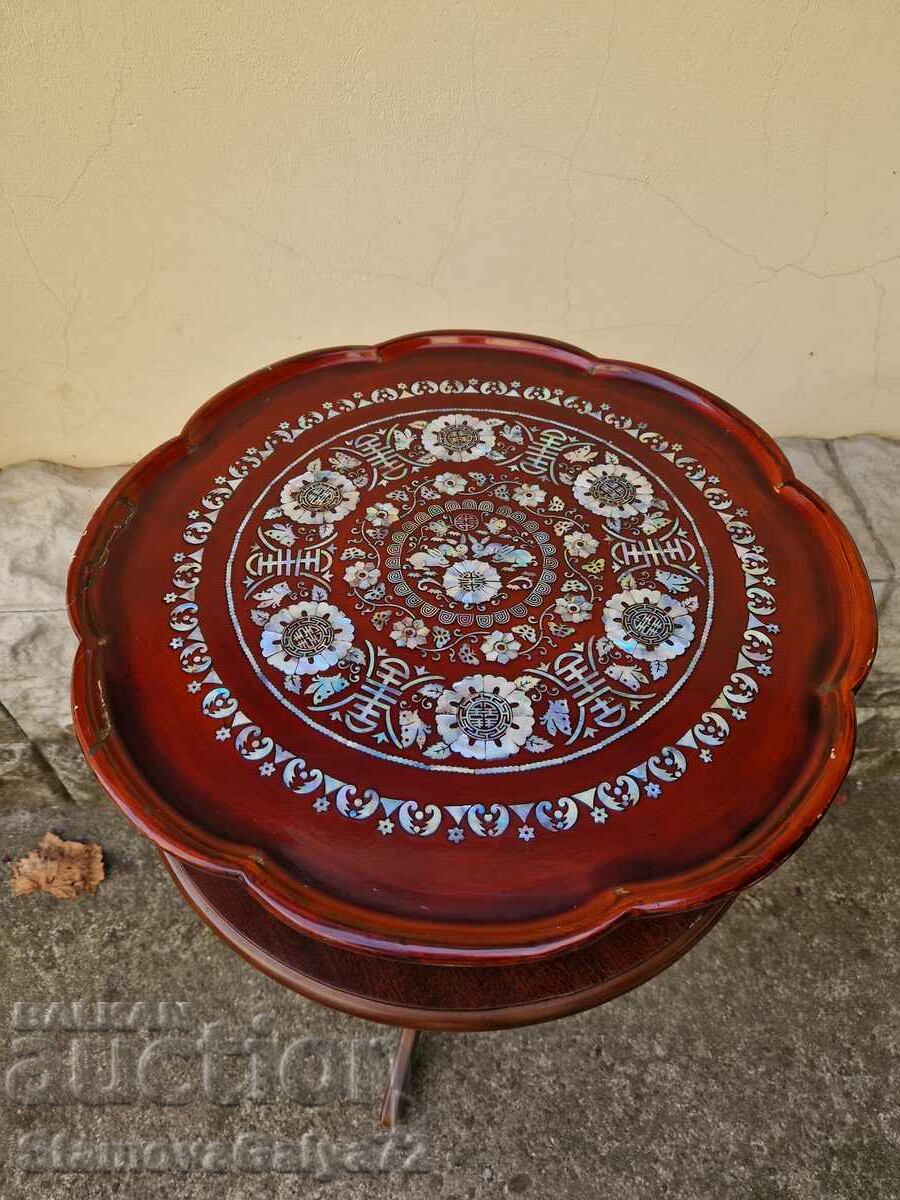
[69,332,876,964]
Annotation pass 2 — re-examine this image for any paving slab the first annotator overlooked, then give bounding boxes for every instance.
[0,462,125,613]
[831,438,900,685]
[778,438,894,585]
[869,585,900,689]
[831,437,900,575]
[0,611,80,742]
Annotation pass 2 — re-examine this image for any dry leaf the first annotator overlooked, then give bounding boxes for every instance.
[10,833,105,899]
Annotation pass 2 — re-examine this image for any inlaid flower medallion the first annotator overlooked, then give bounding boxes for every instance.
[161,375,781,844]
[226,409,713,771]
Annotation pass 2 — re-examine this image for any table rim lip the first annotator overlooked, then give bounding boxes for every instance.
[67,328,878,965]
[161,850,734,1031]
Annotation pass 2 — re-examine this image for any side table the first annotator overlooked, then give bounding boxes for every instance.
[69,331,876,1125]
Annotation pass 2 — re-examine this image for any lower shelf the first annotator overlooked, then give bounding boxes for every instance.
[162,851,730,1032]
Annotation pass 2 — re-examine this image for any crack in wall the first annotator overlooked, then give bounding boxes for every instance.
[561,0,619,328]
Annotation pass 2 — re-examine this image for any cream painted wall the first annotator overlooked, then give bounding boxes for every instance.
[1,1,898,467]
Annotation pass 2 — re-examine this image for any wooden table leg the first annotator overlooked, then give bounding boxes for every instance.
[379,1027,419,1128]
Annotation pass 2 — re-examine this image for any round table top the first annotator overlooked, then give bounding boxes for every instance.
[69,331,875,966]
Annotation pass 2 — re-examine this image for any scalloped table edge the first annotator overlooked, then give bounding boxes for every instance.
[68,330,878,965]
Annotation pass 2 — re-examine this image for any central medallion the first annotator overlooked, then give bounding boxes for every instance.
[381,492,562,644]
[443,560,501,606]
[227,408,712,771]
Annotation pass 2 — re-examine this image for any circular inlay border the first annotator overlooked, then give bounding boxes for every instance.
[223,408,715,773]
[163,378,778,845]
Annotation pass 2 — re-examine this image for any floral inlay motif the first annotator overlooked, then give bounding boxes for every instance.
[421,413,495,462]
[435,674,535,761]
[164,376,779,844]
[573,463,653,519]
[281,467,358,525]
[603,589,696,663]
[260,601,356,677]
[226,409,712,770]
